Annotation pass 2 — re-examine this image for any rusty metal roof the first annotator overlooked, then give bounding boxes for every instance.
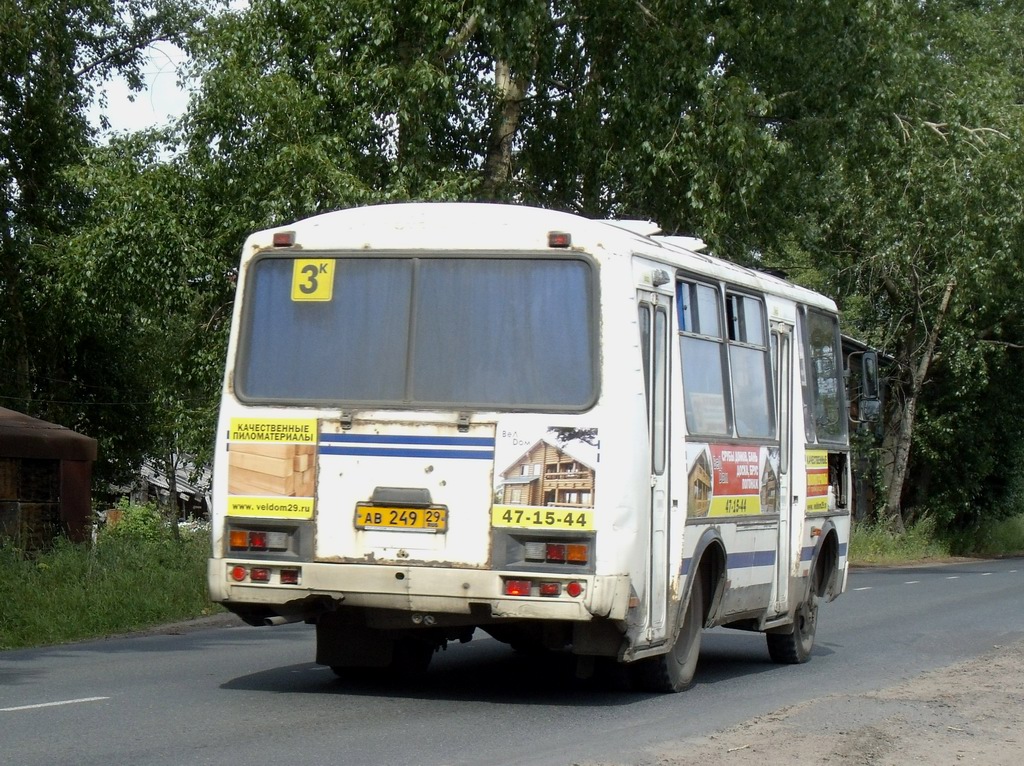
[0,407,98,461]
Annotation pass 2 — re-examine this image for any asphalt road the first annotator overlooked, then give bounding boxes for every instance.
[2,558,1022,766]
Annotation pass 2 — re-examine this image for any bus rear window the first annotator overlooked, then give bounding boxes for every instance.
[235,255,597,409]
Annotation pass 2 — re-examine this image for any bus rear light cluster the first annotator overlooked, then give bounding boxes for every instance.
[503,578,585,598]
[229,528,289,552]
[523,541,589,565]
[229,565,301,585]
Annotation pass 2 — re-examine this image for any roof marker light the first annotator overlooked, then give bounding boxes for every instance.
[272,231,295,247]
[548,231,571,248]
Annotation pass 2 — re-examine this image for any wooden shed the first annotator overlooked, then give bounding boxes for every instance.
[0,408,98,549]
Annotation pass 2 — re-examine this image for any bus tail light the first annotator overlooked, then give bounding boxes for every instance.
[227,565,302,585]
[566,544,588,563]
[504,579,532,596]
[504,578,584,598]
[523,539,590,566]
[228,527,291,552]
[546,543,567,562]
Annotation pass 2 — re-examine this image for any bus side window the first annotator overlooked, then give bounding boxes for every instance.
[726,293,774,439]
[800,308,848,444]
[677,280,729,436]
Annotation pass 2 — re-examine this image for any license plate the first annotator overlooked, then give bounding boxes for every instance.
[355,505,447,532]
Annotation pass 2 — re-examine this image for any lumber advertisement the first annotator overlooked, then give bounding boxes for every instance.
[225,418,316,519]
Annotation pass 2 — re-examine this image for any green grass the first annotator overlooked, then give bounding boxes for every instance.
[0,503,218,651]
[849,517,951,565]
[949,515,1024,558]
[850,514,1024,565]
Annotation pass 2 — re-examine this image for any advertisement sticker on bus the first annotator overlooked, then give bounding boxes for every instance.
[686,443,781,518]
[225,417,317,519]
[805,450,830,514]
[491,426,598,530]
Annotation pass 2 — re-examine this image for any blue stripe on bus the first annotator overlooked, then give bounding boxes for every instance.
[800,541,849,561]
[318,445,494,460]
[728,550,777,569]
[320,433,495,447]
[680,550,777,575]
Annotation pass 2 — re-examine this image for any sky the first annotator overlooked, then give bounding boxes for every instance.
[88,42,192,136]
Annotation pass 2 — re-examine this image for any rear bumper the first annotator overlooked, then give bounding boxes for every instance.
[208,558,631,622]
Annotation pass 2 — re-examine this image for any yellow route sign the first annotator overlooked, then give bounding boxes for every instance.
[291,259,335,301]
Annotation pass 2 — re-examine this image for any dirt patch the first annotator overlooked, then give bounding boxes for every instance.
[594,640,1024,765]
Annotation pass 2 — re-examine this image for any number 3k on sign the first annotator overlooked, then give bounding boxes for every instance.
[291,259,335,301]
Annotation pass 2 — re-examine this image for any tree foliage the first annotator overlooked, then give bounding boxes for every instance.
[0,0,205,484]
[5,0,1024,533]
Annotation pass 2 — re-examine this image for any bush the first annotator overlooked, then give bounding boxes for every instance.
[102,498,165,542]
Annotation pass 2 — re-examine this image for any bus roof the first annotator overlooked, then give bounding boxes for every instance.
[247,202,837,313]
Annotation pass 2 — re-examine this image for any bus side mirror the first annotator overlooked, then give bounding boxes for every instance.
[857,351,881,423]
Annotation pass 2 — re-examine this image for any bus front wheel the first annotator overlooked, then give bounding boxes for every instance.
[767,589,818,664]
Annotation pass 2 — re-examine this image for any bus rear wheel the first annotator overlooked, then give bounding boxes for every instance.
[767,589,818,664]
[631,576,703,693]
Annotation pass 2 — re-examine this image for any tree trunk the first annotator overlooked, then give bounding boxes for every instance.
[163,453,182,542]
[481,58,531,197]
[882,278,956,532]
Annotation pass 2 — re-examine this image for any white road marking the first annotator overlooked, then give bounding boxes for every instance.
[946,576,960,580]
[853,586,872,591]
[981,572,993,576]
[1,696,109,712]
[904,580,920,585]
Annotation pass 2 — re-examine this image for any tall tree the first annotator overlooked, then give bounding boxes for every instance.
[0,0,203,483]
[730,0,1024,528]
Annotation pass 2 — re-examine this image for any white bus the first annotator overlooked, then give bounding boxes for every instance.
[208,202,871,692]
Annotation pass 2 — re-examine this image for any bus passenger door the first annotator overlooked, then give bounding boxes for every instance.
[771,321,793,614]
[638,290,670,642]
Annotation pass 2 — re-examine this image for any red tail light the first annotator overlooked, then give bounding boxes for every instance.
[504,579,532,596]
[546,543,567,563]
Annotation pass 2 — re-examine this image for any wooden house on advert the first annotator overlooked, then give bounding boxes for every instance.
[498,437,597,509]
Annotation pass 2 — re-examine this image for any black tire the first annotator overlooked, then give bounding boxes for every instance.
[767,589,818,664]
[631,575,704,693]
